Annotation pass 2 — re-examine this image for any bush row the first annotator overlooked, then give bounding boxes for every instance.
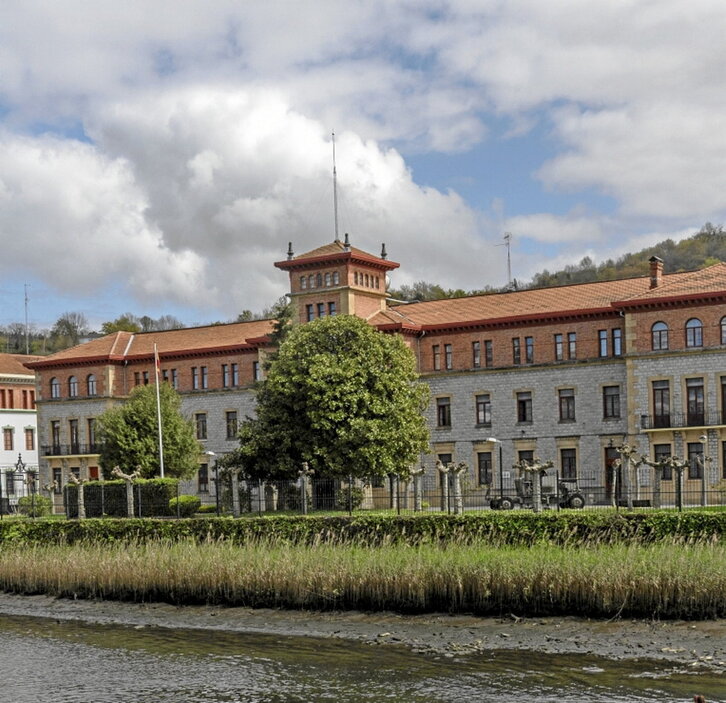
[0,511,723,547]
[64,479,179,518]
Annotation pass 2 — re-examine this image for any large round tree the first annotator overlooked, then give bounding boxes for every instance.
[97,383,201,479]
[233,315,429,480]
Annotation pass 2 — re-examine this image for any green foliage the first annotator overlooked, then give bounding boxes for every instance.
[1,511,722,548]
[64,479,180,518]
[101,313,141,334]
[97,384,201,479]
[17,495,53,517]
[197,504,218,514]
[234,315,429,480]
[335,486,365,511]
[170,495,201,517]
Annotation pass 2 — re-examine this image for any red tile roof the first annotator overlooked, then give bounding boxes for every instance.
[0,353,43,377]
[25,320,276,368]
[275,239,399,271]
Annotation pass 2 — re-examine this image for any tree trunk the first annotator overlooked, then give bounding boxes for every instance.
[231,472,240,517]
[531,469,542,513]
[451,471,463,515]
[77,484,86,520]
[413,473,422,512]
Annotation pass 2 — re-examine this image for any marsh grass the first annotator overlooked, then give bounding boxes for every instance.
[0,538,723,619]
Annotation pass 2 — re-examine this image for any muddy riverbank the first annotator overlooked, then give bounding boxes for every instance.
[0,592,723,672]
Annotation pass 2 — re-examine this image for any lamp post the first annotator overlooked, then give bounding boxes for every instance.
[485,438,504,500]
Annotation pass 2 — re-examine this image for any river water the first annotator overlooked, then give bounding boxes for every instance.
[0,614,722,703]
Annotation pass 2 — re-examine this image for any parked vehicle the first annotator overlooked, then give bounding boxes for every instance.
[490,475,586,510]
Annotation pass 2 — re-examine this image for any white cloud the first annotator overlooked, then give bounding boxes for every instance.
[504,212,604,244]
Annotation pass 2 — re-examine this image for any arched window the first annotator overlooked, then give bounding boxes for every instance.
[354,272,359,285]
[50,377,60,399]
[309,274,315,289]
[316,273,323,288]
[364,274,369,287]
[375,276,380,289]
[332,272,340,285]
[300,276,307,290]
[686,318,703,348]
[720,316,726,345]
[87,374,97,396]
[651,322,669,351]
[68,376,78,397]
[324,272,331,287]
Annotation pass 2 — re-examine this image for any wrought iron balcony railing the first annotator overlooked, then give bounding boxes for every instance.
[640,411,724,430]
[41,443,103,457]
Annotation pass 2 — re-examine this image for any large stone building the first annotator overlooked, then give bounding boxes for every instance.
[25,238,726,510]
[1,353,41,508]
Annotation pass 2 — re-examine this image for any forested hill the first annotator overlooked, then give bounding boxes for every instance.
[389,223,726,302]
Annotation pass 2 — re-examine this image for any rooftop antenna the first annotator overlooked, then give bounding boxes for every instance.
[332,130,340,242]
[496,233,513,289]
[24,283,29,354]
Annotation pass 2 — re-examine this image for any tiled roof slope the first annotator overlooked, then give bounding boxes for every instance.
[26,320,275,367]
[294,240,377,260]
[380,272,697,329]
[0,353,43,376]
[614,262,726,305]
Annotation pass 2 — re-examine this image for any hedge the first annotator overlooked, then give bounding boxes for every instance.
[0,511,723,547]
[64,479,179,518]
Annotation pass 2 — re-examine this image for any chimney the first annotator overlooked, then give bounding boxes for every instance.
[649,256,663,289]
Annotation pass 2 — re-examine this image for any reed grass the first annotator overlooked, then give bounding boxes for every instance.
[0,537,723,619]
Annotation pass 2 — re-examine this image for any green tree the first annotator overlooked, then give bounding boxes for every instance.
[101,313,141,334]
[97,383,201,479]
[230,315,429,480]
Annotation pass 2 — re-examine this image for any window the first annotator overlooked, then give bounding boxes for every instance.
[51,421,60,451]
[603,386,620,418]
[68,376,78,397]
[444,344,453,370]
[436,397,451,427]
[134,372,141,386]
[3,428,13,451]
[484,340,493,367]
[306,304,314,322]
[364,274,369,287]
[652,380,670,427]
[222,364,230,388]
[171,368,178,389]
[231,364,239,386]
[253,361,263,382]
[432,345,441,371]
[525,336,534,363]
[686,318,703,348]
[192,367,199,390]
[333,272,340,285]
[567,332,577,359]
[226,411,238,440]
[328,302,337,316]
[554,334,564,361]
[316,302,325,318]
[87,418,96,451]
[651,322,669,351]
[5,470,15,495]
[354,272,359,285]
[517,391,532,423]
[512,338,521,365]
[309,274,315,289]
[560,448,577,479]
[654,444,672,480]
[472,341,481,368]
[475,394,491,425]
[598,330,608,357]
[50,377,60,399]
[195,413,207,440]
[198,464,209,493]
[69,419,79,453]
[477,452,493,485]
[518,449,534,465]
[162,368,169,383]
[52,468,62,494]
[721,317,726,345]
[686,377,705,425]
[687,442,703,479]
[558,389,575,421]
[25,428,35,451]
[201,366,208,389]
[87,374,97,396]
[142,371,149,385]
[300,275,307,290]
[316,273,323,288]
[324,272,331,287]
[722,442,726,479]
[612,328,622,356]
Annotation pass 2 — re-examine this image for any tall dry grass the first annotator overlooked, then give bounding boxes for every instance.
[0,538,723,619]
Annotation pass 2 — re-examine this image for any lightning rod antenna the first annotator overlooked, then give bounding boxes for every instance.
[504,232,512,289]
[332,130,340,242]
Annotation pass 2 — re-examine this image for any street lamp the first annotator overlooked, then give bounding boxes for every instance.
[485,438,504,500]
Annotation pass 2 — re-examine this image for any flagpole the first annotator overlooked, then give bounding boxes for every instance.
[154,343,165,478]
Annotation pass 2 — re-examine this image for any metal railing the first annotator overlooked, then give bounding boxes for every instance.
[41,443,103,456]
[640,411,725,429]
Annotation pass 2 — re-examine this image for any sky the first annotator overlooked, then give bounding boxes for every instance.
[2,0,726,331]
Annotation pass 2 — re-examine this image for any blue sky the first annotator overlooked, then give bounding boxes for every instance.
[1,1,725,332]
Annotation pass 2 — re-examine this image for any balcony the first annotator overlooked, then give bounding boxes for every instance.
[42,443,103,457]
[640,411,723,430]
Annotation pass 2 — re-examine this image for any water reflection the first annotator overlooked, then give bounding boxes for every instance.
[0,615,721,703]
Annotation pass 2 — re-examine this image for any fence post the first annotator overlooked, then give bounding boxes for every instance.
[137,483,142,518]
[348,474,353,516]
[100,481,105,517]
[176,481,180,519]
[215,464,221,516]
[257,479,262,516]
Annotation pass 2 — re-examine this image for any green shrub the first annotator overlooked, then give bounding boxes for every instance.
[335,486,365,511]
[65,479,179,518]
[17,495,53,517]
[169,495,201,518]
[196,504,218,514]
